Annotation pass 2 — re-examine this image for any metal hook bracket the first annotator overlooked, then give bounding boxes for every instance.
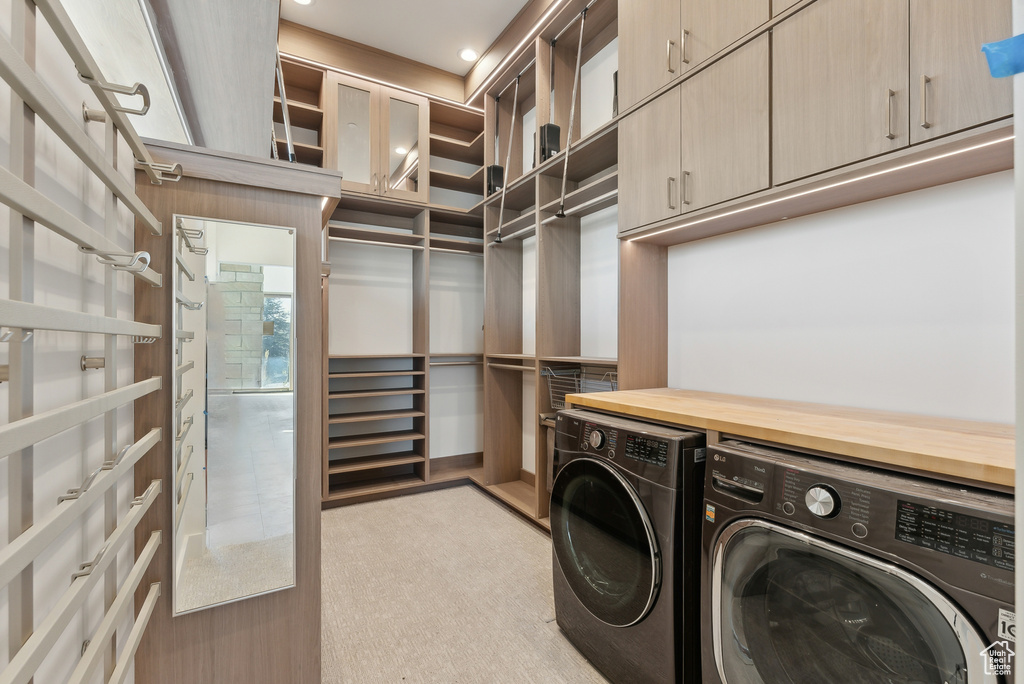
[131,335,159,344]
[2,328,33,342]
[103,444,132,471]
[58,464,104,504]
[71,546,106,581]
[79,245,152,273]
[78,73,150,116]
[137,160,183,184]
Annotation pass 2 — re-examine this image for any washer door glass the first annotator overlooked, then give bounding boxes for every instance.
[714,520,990,684]
[551,458,660,627]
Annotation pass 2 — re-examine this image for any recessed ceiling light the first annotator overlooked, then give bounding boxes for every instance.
[459,48,479,62]
[293,0,313,5]
[395,146,408,155]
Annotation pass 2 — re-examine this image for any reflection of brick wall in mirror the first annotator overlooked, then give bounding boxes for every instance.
[208,263,266,390]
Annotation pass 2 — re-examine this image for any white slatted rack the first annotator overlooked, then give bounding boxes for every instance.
[0,0,175,681]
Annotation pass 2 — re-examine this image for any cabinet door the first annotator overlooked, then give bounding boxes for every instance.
[681,34,769,212]
[909,0,1012,144]
[332,73,380,195]
[618,0,681,111]
[618,87,681,231]
[380,88,430,203]
[680,0,769,72]
[772,0,909,184]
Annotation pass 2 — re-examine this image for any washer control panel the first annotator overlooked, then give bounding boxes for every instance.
[895,500,1014,572]
[623,433,669,467]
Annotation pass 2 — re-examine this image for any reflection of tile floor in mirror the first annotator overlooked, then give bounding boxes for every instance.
[205,392,295,549]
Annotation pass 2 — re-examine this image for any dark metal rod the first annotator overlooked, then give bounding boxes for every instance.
[556,7,587,218]
[495,75,521,244]
[550,0,599,45]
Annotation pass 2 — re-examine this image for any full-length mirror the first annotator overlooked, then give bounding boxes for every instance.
[172,215,296,615]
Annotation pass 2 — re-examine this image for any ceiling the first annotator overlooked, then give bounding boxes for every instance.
[279,0,532,76]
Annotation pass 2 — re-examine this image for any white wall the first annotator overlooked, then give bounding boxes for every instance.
[429,252,483,353]
[328,241,413,356]
[0,3,140,681]
[580,38,618,137]
[579,205,618,358]
[522,235,536,355]
[429,365,483,460]
[667,171,1014,423]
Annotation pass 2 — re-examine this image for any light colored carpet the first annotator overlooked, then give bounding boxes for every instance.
[321,486,609,683]
[177,533,295,613]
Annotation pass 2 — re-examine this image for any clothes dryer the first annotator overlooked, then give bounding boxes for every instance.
[701,440,1015,684]
[551,409,706,683]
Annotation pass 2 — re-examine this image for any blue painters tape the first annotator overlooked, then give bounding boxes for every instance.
[982,33,1024,78]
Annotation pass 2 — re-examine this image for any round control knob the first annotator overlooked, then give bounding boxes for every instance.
[805,485,840,518]
[588,430,606,450]
[782,501,796,516]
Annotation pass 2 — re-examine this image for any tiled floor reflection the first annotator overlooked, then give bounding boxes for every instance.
[206,392,294,548]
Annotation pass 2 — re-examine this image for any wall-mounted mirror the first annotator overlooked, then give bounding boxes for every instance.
[172,215,296,615]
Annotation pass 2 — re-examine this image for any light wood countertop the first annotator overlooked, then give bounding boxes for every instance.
[566,389,1015,489]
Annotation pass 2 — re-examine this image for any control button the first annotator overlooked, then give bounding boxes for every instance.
[852,523,868,538]
[608,450,615,459]
[782,501,796,515]
[805,485,840,518]
[588,429,606,450]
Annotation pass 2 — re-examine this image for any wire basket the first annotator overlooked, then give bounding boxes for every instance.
[542,366,618,409]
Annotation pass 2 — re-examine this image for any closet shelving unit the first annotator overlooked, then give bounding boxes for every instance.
[481,0,622,528]
[273,57,326,166]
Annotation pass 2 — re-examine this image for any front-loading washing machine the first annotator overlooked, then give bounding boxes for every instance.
[551,408,706,683]
[701,439,1015,683]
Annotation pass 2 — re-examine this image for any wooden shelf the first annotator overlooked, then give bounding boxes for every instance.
[430,235,483,254]
[539,356,618,365]
[490,209,536,240]
[328,430,425,449]
[328,388,425,400]
[327,451,425,474]
[537,119,618,184]
[328,410,425,424]
[327,223,424,246]
[329,354,425,359]
[430,132,485,165]
[430,206,484,228]
[430,166,484,194]
[430,101,484,131]
[485,480,537,518]
[329,370,424,378]
[276,139,323,167]
[484,174,535,211]
[325,472,427,501]
[273,97,323,131]
[540,170,618,220]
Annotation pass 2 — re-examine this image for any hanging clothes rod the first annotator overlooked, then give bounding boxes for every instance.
[33,0,182,185]
[176,251,196,282]
[0,299,161,338]
[175,472,194,529]
[0,378,161,461]
[329,236,425,251]
[550,0,601,44]
[0,33,162,235]
[65,533,161,684]
[0,479,161,684]
[0,428,160,590]
[429,247,483,257]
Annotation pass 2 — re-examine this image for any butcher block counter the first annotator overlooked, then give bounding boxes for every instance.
[565,389,1015,490]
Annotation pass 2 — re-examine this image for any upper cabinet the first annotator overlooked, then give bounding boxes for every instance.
[679,0,769,74]
[618,0,679,111]
[619,86,681,229]
[680,33,769,211]
[772,0,910,185]
[909,0,1012,144]
[618,0,768,111]
[325,73,430,203]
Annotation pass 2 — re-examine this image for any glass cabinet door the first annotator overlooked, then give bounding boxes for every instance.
[332,74,379,195]
[380,88,429,203]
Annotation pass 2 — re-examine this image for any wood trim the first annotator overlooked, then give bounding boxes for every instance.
[133,162,322,683]
[143,138,342,199]
[520,469,536,487]
[279,20,464,103]
[618,241,667,390]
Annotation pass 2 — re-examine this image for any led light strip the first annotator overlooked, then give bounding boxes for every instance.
[630,134,1015,243]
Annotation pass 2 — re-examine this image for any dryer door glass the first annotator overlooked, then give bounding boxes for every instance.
[712,520,988,684]
[550,458,660,627]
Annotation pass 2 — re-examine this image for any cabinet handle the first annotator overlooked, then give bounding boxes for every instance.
[667,40,676,74]
[682,170,691,206]
[885,89,896,140]
[681,30,690,65]
[667,176,677,210]
[372,173,378,192]
[920,75,932,129]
